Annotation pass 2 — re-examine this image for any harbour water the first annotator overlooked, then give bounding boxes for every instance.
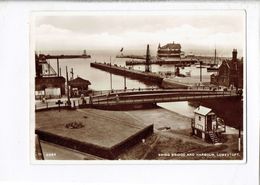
[45,50,215,89]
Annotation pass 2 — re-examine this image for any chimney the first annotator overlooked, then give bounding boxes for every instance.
[232,49,237,60]
[232,49,238,71]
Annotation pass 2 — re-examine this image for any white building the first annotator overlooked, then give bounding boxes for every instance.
[191,106,226,144]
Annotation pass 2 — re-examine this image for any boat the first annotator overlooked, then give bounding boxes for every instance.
[207,66,219,72]
[185,71,191,77]
[196,65,208,68]
[207,47,219,72]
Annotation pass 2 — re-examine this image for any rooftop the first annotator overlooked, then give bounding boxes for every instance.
[194,106,212,116]
[159,42,181,50]
[68,76,91,86]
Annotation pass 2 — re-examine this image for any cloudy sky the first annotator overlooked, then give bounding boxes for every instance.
[34,11,245,57]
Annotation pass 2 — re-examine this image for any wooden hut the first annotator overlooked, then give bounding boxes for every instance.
[68,77,91,97]
[191,106,226,144]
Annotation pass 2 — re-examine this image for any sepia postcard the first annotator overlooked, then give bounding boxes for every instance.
[31,10,246,162]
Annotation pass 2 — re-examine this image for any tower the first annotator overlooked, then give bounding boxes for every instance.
[232,49,238,70]
[232,49,237,60]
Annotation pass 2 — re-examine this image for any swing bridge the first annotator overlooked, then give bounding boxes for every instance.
[86,87,242,109]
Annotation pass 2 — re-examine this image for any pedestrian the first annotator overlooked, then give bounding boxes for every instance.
[89,95,93,104]
[115,94,119,103]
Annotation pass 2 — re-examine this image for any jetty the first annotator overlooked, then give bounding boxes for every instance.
[38,53,91,60]
[90,62,164,85]
[116,54,146,60]
[125,58,197,66]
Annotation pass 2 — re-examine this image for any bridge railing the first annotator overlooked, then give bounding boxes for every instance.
[35,98,85,111]
[91,85,238,95]
[91,87,237,99]
[90,91,239,106]
[35,101,69,111]
[91,87,162,96]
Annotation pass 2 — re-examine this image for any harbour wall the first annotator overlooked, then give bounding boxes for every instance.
[125,59,196,66]
[90,62,163,85]
[90,62,192,89]
[161,78,190,89]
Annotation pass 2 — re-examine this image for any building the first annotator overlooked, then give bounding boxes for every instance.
[35,54,66,99]
[191,106,226,144]
[35,76,65,99]
[157,41,181,58]
[210,49,243,88]
[68,76,91,97]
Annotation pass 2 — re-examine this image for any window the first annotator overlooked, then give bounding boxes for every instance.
[199,116,201,121]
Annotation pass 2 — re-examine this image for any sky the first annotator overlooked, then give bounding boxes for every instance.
[34,11,245,57]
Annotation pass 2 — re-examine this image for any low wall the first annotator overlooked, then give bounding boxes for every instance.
[161,78,190,89]
[83,102,158,111]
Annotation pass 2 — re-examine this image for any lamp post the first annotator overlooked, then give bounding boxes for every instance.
[124,67,127,90]
[238,124,241,152]
[56,58,59,76]
[200,60,202,83]
[66,66,71,106]
[110,56,113,92]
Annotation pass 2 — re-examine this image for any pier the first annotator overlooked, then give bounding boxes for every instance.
[90,62,164,85]
[38,53,91,60]
[125,58,197,66]
[116,54,146,60]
